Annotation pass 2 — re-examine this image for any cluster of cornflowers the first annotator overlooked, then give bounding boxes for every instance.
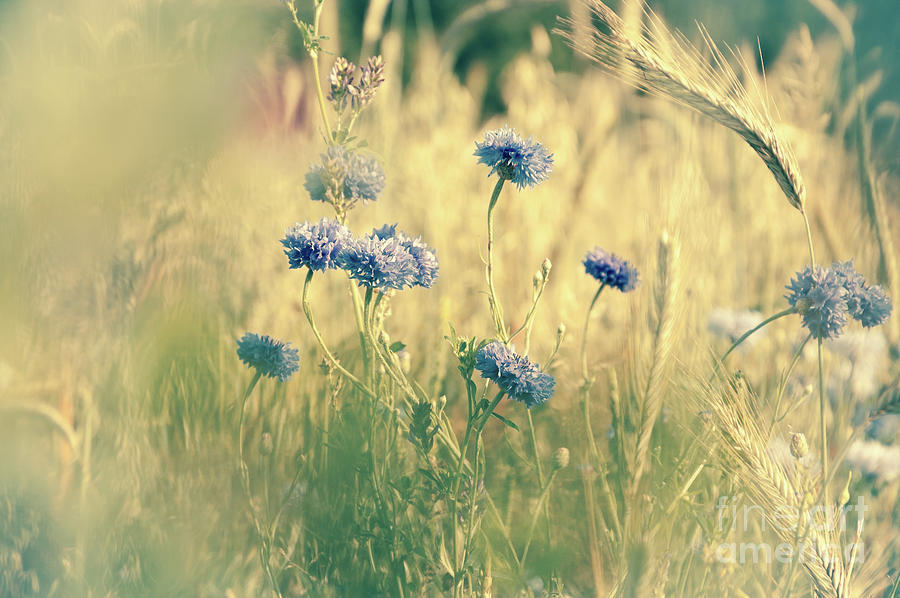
[280,219,438,292]
[233,104,655,597]
[721,260,892,360]
[785,260,891,340]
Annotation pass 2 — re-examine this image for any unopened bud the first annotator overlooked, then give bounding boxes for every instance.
[533,270,544,289]
[398,349,411,373]
[541,258,552,278]
[553,447,570,470]
[790,433,809,459]
[557,322,566,339]
[838,471,852,506]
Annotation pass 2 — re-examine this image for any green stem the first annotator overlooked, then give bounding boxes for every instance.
[349,282,371,370]
[800,205,827,496]
[310,3,334,141]
[509,276,548,344]
[581,285,605,381]
[581,286,605,464]
[450,390,504,594]
[363,287,376,386]
[334,212,373,373]
[801,208,816,266]
[486,178,507,341]
[285,0,333,141]
[238,372,262,495]
[526,408,553,556]
[346,109,361,136]
[526,410,545,489]
[520,470,559,566]
[301,269,373,397]
[461,434,482,575]
[238,371,282,598]
[769,333,812,436]
[718,307,796,365]
[817,337,828,497]
[269,461,305,535]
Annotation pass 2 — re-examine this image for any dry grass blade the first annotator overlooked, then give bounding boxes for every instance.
[557,0,807,212]
[699,376,852,598]
[631,231,680,494]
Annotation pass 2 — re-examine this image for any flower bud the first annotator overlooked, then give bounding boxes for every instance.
[556,322,566,338]
[790,433,809,459]
[838,471,852,506]
[398,349,411,373]
[533,270,544,289]
[553,447,570,470]
[541,258,552,279]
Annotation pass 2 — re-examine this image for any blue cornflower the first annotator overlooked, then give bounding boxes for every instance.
[583,247,640,292]
[281,218,351,272]
[785,266,849,340]
[473,127,553,189]
[236,333,300,382]
[371,224,439,288]
[304,146,385,207]
[855,284,892,328]
[832,259,866,314]
[337,235,419,291]
[475,341,555,408]
[832,260,892,328]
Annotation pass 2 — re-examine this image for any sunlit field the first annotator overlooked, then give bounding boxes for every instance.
[2,0,900,596]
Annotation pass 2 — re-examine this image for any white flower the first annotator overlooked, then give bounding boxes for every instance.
[845,440,900,481]
[826,330,888,398]
[708,308,764,345]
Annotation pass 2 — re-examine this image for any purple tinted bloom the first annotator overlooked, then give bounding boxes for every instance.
[304,146,385,207]
[583,248,639,292]
[785,266,848,340]
[370,224,439,288]
[281,218,351,272]
[328,57,357,111]
[236,333,300,382]
[475,341,555,408]
[474,127,553,189]
[353,55,385,110]
[855,284,892,328]
[337,235,419,291]
[787,261,892,338]
[832,260,892,328]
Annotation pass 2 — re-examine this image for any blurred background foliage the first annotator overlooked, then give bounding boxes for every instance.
[332,0,900,163]
[1,0,899,595]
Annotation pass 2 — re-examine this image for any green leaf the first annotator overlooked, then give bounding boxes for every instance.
[490,412,519,431]
[389,341,406,353]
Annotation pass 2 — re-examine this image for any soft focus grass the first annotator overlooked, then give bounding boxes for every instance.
[1,0,899,596]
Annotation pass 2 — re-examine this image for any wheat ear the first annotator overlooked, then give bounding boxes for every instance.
[701,378,851,598]
[557,0,807,212]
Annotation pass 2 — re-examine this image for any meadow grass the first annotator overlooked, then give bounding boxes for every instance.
[1,0,899,596]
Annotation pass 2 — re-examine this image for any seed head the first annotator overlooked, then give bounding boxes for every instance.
[790,433,809,459]
[553,447,570,469]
